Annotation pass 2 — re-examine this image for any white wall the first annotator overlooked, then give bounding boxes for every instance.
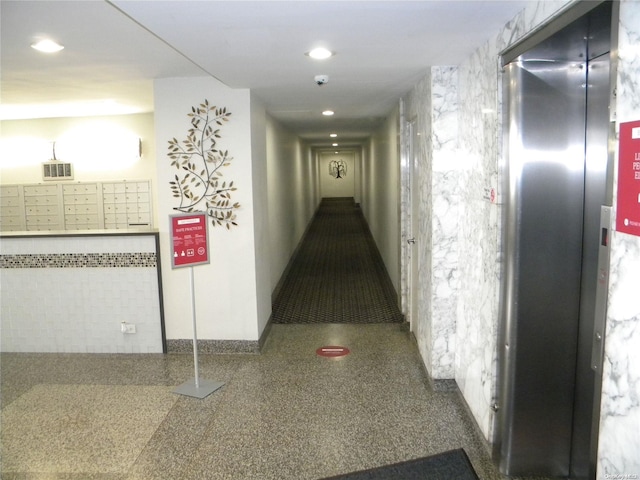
[319,151,355,198]
[361,106,401,295]
[154,77,262,341]
[266,115,318,292]
[249,93,272,336]
[1,83,320,344]
[353,149,363,205]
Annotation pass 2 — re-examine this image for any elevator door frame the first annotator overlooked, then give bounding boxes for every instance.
[495,1,615,478]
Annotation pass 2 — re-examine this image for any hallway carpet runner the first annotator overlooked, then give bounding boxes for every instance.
[320,449,480,480]
[272,197,404,324]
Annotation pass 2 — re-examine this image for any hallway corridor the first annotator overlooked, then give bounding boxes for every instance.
[272,197,403,324]
[0,199,557,480]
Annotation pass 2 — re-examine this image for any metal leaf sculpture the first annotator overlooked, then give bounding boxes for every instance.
[168,99,240,229]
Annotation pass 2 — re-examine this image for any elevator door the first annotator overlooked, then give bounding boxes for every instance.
[497,2,612,478]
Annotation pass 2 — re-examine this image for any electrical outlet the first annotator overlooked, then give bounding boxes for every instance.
[121,323,136,334]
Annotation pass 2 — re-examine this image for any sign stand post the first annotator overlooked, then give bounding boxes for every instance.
[170,213,224,399]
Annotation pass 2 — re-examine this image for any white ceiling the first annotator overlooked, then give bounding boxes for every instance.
[1,0,528,148]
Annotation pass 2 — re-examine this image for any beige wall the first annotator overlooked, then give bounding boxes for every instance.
[318,151,355,198]
[361,106,401,296]
[266,115,319,293]
[1,113,158,225]
[1,113,156,182]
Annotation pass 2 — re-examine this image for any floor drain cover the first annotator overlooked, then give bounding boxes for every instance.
[316,346,350,357]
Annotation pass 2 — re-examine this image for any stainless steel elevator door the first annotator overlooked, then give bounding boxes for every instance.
[501,57,587,477]
[571,50,611,480]
[497,2,612,477]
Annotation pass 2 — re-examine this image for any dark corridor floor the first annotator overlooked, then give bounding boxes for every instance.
[272,197,404,324]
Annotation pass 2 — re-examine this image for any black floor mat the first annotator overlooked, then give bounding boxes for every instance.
[319,449,480,480]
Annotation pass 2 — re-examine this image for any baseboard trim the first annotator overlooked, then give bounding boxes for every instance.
[407,331,495,457]
[167,316,273,354]
[408,330,457,392]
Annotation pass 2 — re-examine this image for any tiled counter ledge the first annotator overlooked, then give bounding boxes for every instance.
[0,230,165,353]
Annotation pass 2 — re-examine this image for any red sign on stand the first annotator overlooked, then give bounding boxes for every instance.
[170,213,209,268]
[616,120,640,237]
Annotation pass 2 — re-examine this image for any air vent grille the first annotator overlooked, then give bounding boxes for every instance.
[43,162,73,180]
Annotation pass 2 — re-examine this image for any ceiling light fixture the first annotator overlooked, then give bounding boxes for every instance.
[307,47,333,60]
[322,110,334,116]
[330,133,338,138]
[31,39,64,53]
[332,143,338,147]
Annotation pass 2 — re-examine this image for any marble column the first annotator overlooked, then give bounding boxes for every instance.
[402,68,459,381]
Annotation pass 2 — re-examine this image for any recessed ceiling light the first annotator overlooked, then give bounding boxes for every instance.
[330,133,338,138]
[322,110,334,116]
[332,143,338,147]
[307,47,333,60]
[31,39,64,53]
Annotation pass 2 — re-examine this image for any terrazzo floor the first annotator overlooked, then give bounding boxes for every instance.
[0,324,555,480]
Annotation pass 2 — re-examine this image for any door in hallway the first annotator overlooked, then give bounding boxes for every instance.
[407,120,420,329]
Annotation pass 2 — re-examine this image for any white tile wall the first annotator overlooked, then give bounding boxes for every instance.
[0,234,163,353]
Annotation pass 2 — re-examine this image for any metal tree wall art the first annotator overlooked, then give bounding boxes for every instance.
[329,159,347,179]
[168,99,240,229]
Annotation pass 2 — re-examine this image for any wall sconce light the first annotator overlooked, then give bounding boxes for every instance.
[0,137,51,168]
[56,123,142,171]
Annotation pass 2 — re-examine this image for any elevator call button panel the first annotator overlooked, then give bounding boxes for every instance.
[591,206,612,372]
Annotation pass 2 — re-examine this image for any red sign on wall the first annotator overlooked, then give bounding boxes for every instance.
[616,120,640,237]
[170,213,209,268]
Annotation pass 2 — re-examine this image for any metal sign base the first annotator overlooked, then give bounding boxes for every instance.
[173,378,224,399]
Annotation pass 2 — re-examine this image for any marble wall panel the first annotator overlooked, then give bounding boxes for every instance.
[454,0,575,441]
[400,0,640,474]
[430,66,459,378]
[400,9,640,474]
[402,68,461,379]
[597,1,640,477]
[456,39,502,438]
[414,74,434,371]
